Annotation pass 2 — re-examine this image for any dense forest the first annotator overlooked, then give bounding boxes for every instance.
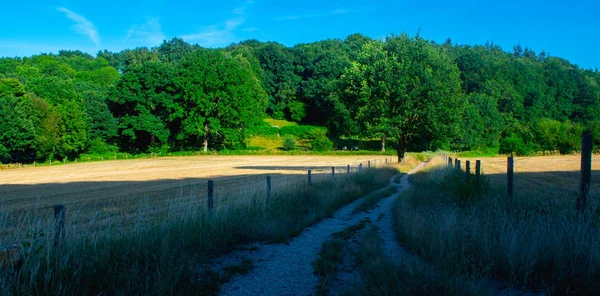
[0,33,599,163]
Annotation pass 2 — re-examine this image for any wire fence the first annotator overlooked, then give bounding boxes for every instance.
[443,134,594,215]
[0,156,396,242]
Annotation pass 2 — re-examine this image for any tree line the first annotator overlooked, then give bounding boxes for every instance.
[0,34,598,163]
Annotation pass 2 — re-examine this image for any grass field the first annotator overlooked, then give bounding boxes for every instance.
[381,155,600,295]
[459,155,600,197]
[0,155,395,240]
[0,154,401,295]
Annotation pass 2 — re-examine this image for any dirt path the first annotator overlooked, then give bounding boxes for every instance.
[217,162,428,296]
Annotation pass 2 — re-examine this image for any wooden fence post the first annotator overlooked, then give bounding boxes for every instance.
[578,132,593,214]
[308,170,312,185]
[359,163,363,172]
[457,160,461,171]
[347,165,350,174]
[465,161,471,177]
[449,157,453,168]
[266,176,272,200]
[332,167,335,177]
[54,205,65,246]
[207,180,214,211]
[507,156,514,197]
[454,158,458,169]
[368,161,371,168]
[476,160,481,178]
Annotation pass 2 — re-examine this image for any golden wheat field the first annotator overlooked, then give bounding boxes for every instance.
[0,155,394,217]
[459,155,599,197]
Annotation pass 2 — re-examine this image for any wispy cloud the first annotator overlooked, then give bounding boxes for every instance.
[126,17,166,46]
[57,7,100,46]
[272,9,352,21]
[182,1,254,47]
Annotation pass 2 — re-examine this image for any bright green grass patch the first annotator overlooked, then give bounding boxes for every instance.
[456,147,500,158]
[264,118,299,128]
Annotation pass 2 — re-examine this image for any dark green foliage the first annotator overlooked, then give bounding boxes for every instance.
[174,49,268,151]
[340,35,465,159]
[111,60,176,152]
[0,95,37,162]
[282,137,296,151]
[0,34,598,163]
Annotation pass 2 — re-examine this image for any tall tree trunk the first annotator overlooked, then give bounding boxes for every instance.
[202,124,209,153]
[381,135,386,152]
[397,134,408,163]
[203,138,208,153]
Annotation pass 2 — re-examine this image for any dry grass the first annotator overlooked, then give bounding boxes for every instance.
[0,163,398,295]
[458,155,600,197]
[392,155,600,295]
[0,155,394,223]
[247,136,312,150]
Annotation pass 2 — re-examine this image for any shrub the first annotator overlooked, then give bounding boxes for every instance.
[282,137,296,151]
[86,138,118,155]
[312,136,333,152]
[499,134,535,156]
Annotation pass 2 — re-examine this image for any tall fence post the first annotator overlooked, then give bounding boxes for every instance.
[54,205,65,246]
[578,132,593,214]
[266,176,272,200]
[359,163,363,172]
[457,160,461,171]
[207,180,214,211]
[476,160,481,178]
[454,158,458,169]
[332,167,335,177]
[368,161,371,168]
[308,170,312,185]
[347,165,350,174]
[507,156,514,197]
[449,157,453,168]
[465,161,471,178]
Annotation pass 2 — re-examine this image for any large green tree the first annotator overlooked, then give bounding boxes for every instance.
[111,60,179,152]
[174,49,268,151]
[341,35,465,160]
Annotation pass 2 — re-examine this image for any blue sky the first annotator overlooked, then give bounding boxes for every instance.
[0,0,598,69]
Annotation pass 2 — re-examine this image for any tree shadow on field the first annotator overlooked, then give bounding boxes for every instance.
[423,167,600,200]
[0,163,365,221]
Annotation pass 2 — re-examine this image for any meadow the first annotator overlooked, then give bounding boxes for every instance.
[0,154,398,295]
[356,155,600,295]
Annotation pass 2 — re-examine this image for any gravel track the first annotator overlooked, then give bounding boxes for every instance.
[218,162,428,296]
